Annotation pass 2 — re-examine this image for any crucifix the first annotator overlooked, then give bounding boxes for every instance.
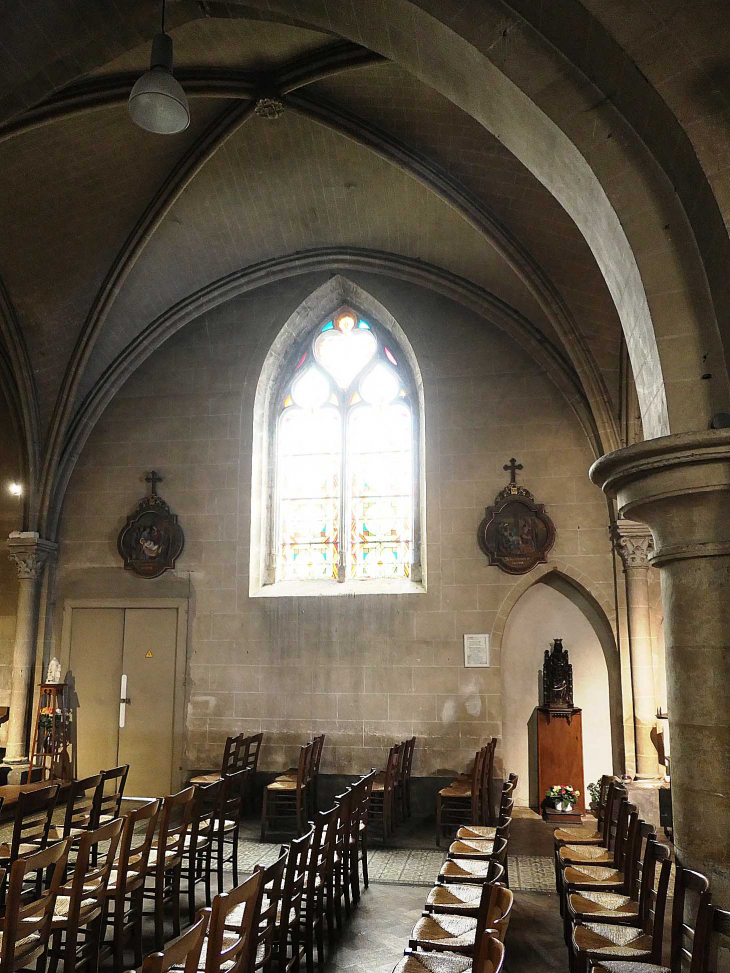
[145,470,163,496]
[503,458,523,484]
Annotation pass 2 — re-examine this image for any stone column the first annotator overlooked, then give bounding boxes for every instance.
[591,430,730,903]
[611,520,661,779]
[5,532,56,764]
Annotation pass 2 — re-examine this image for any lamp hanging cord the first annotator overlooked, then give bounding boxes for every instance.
[161,0,166,36]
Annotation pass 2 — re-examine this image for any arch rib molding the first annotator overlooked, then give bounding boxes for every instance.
[49,247,600,538]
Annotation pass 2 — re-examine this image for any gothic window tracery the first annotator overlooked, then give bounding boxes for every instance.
[274,308,416,585]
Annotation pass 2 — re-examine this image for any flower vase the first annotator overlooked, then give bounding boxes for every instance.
[555,801,573,812]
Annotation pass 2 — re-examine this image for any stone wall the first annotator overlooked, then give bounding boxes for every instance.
[55,272,617,778]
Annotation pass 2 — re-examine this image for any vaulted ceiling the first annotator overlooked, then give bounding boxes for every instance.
[1,0,728,536]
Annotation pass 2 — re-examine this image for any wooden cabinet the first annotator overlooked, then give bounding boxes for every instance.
[537,706,585,823]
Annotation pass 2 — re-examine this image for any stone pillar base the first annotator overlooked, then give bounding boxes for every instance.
[0,761,29,785]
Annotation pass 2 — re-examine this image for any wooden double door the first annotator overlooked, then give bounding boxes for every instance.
[66,605,184,798]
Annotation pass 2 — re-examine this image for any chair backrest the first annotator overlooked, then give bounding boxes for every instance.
[625,820,657,901]
[354,770,376,829]
[189,779,222,854]
[207,871,264,973]
[709,908,730,973]
[92,764,129,827]
[669,866,713,973]
[486,884,514,943]
[135,910,210,973]
[489,836,508,870]
[60,773,102,839]
[595,774,614,830]
[0,838,70,973]
[114,799,160,899]
[497,800,514,826]
[11,784,59,857]
[474,934,505,973]
[605,790,629,858]
[252,852,287,973]
[383,744,401,795]
[480,740,496,824]
[333,787,353,861]
[157,786,195,867]
[67,817,124,930]
[278,828,313,957]
[470,748,486,819]
[494,817,512,843]
[243,733,263,775]
[294,744,311,789]
[644,857,673,961]
[221,735,244,776]
[221,768,249,822]
[311,734,325,779]
[404,736,416,781]
[600,781,625,845]
[307,806,338,902]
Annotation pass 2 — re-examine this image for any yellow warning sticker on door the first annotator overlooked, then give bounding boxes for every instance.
[145,650,153,658]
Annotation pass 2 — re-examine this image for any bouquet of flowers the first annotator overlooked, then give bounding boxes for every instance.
[546,784,580,809]
[38,706,65,730]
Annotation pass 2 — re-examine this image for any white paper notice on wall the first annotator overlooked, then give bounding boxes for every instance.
[463,634,490,668]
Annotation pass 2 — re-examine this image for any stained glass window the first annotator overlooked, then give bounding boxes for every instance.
[275,308,415,584]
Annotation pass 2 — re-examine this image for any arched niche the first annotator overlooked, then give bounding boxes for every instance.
[501,571,623,809]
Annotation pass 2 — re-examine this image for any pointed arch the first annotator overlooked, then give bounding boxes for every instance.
[249,275,426,596]
[494,561,624,775]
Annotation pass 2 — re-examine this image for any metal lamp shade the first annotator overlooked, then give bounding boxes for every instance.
[128,33,189,134]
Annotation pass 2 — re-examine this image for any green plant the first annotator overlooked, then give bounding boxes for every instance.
[587,781,601,806]
[546,784,580,805]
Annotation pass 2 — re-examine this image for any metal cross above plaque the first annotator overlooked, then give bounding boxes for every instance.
[477,459,555,575]
[117,471,184,579]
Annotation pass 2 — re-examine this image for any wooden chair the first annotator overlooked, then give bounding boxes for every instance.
[354,770,376,893]
[210,770,247,896]
[101,798,160,973]
[182,779,221,922]
[346,776,367,908]
[565,824,661,948]
[301,806,337,973]
[0,839,70,973]
[409,881,514,954]
[393,740,409,825]
[394,932,505,973]
[48,773,102,849]
[143,786,195,951]
[555,775,614,849]
[457,799,514,842]
[262,744,311,840]
[205,870,264,973]
[369,744,400,844]
[91,765,129,827]
[130,910,209,973]
[0,783,59,861]
[251,853,287,973]
[436,748,484,847]
[309,734,325,814]
[331,788,353,932]
[190,734,243,787]
[480,738,497,825]
[571,858,674,973]
[448,817,512,860]
[273,828,312,973]
[438,836,508,885]
[46,817,124,973]
[424,862,506,916]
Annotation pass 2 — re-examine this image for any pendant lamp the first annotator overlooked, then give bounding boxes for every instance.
[128,0,189,134]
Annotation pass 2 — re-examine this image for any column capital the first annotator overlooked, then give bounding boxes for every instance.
[591,430,730,567]
[611,520,654,569]
[7,532,57,580]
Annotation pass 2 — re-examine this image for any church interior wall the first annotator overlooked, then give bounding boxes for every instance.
[53,272,618,779]
[501,581,613,808]
[0,387,21,706]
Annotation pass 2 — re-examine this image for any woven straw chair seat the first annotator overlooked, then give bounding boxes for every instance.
[554,825,603,844]
[573,922,652,958]
[439,784,472,799]
[392,953,474,973]
[147,848,180,869]
[449,838,494,858]
[439,860,491,882]
[564,864,623,886]
[51,894,99,927]
[559,844,614,864]
[569,891,639,920]
[457,825,496,840]
[592,962,669,973]
[189,773,221,785]
[411,915,478,950]
[426,884,483,913]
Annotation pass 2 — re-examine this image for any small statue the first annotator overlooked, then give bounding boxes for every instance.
[45,656,62,684]
[542,638,574,710]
